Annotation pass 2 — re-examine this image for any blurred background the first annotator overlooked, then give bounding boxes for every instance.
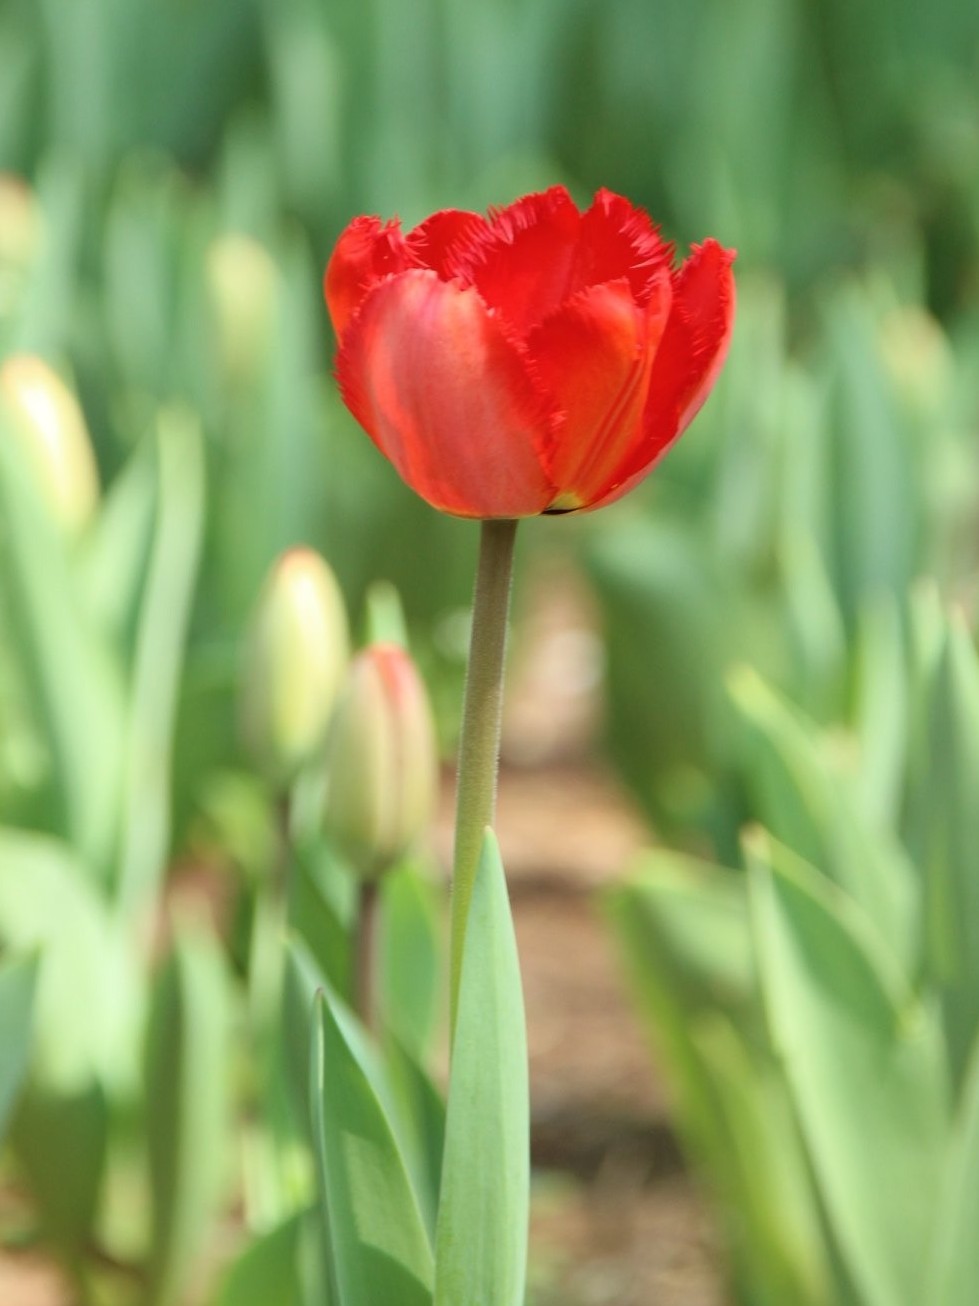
[2,0,979,1302]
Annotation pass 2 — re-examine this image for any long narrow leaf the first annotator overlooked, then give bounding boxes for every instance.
[434,830,528,1306]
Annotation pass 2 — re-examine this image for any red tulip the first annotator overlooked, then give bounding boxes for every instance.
[325,186,735,519]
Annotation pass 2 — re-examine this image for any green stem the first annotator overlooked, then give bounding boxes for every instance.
[449,518,518,1037]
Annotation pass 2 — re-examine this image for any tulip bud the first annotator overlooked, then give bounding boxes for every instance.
[206,232,279,384]
[877,305,953,414]
[323,643,438,877]
[241,548,350,783]
[0,354,100,535]
[0,173,43,281]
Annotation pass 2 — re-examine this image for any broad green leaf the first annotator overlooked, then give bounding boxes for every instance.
[309,985,434,1306]
[729,665,917,971]
[146,925,231,1306]
[14,1080,108,1258]
[607,858,832,1306]
[851,596,908,831]
[915,615,979,1083]
[434,830,528,1306]
[214,1210,308,1306]
[380,864,442,1058]
[692,1018,837,1306]
[0,829,140,1091]
[384,1037,445,1243]
[927,1040,979,1305]
[0,421,125,881]
[0,952,37,1140]
[747,830,948,1306]
[117,409,206,911]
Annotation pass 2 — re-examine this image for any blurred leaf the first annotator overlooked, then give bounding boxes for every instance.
[747,830,949,1306]
[607,855,831,1306]
[213,1209,309,1306]
[117,408,206,910]
[851,596,908,831]
[14,1080,109,1260]
[309,984,434,1306]
[384,1037,445,1245]
[146,924,231,1306]
[729,665,918,972]
[0,418,125,882]
[379,864,441,1057]
[0,828,139,1091]
[434,831,527,1306]
[927,1040,979,1305]
[363,580,409,648]
[914,613,979,1084]
[0,952,37,1140]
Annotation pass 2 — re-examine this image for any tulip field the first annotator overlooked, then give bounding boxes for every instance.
[2,0,979,1304]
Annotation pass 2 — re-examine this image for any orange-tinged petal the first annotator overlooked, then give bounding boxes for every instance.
[525,274,672,510]
[589,240,736,510]
[336,270,557,518]
[324,215,410,338]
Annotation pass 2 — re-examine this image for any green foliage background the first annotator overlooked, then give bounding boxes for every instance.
[2,0,979,1303]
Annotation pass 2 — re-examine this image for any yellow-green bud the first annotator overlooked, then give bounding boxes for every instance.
[0,173,43,280]
[323,643,438,878]
[206,232,279,384]
[241,548,350,783]
[0,354,100,535]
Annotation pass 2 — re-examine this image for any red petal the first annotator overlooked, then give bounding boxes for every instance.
[589,240,736,510]
[525,274,672,510]
[447,187,583,333]
[405,209,489,279]
[335,270,557,518]
[324,216,410,339]
[576,190,674,308]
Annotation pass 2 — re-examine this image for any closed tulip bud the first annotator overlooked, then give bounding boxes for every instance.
[323,643,438,878]
[0,173,42,271]
[241,548,349,783]
[0,354,100,535]
[206,232,279,384]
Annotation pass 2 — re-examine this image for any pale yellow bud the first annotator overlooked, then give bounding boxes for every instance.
[0,173,43,277]
[0,354,100,535]
[323,644,438,878]
[878,305,953,413]
[241,548,350,783]
[206,233,279,383]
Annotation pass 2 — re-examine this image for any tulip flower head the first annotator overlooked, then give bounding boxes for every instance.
[325,186,735,519]
[241,548,349,783]
[323,643,438,879]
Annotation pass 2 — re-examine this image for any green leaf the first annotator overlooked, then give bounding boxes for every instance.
[0,829,140,1091]
[363,580,408,648]
[117,408,206,911]
[607,857,832,1306]
[213,1210,308,1306]
[309,986,433,1306]
[729,665,918,972]
[0,953,37,1140]
[747,830,949,1306]
[434,830,528,1306]
[927,1040,979,1305]
[0,420,125,881]
[380,864,442,1058]
[915,614,979,1082]
[146,924,231,1306]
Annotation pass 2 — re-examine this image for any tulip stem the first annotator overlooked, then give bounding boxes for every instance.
[355,879,380,1033]
[449,517,518,1038]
